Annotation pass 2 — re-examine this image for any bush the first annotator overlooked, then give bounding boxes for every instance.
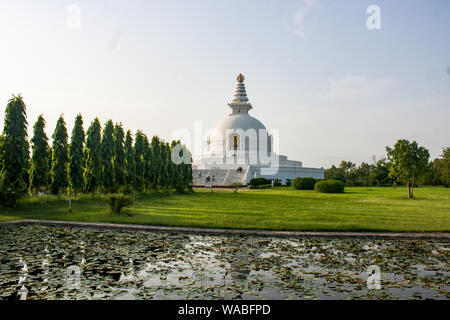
[249,184,272,190]
[107,194,134,214]
[231,182,243,193]
[274,180,282,187]
[292,177,317,190]
[285,179,292,187]
[119,184,134,195]
[0,188,21,207]
[249,178,270,187]
[314,179,345,193]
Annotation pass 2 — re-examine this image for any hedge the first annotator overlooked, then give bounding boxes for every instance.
[314,179,345,193]
[249,178,270,187]
[249,184,272,190]
[292,177,317,190]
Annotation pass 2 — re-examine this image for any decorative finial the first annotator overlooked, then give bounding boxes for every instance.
[237,73,245,83]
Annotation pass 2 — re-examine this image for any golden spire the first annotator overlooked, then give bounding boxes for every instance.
[237,73,245,83]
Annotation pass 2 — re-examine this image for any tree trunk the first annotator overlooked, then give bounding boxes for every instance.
[411,181,414,198]
[69,193,72,209]
[92,190,95,199]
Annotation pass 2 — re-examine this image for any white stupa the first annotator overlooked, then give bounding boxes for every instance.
[193,74,324,186]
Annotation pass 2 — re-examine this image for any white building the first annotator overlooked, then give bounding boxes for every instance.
[193,74,324,186]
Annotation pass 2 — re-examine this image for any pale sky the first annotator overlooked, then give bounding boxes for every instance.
[0,0,449,168]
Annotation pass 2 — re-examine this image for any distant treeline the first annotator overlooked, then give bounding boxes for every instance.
[325,149,449,187]
[0,95,193,206]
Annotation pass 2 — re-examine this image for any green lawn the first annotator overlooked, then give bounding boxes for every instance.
[0,187,449,232]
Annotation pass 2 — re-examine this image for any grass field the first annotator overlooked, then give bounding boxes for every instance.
[0,187,449,232]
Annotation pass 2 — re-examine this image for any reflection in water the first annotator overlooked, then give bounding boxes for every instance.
[0,226,448,300]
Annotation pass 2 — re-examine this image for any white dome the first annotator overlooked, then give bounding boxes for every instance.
[214,114,267,133]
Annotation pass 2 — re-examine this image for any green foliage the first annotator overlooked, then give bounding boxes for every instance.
[0,187,21,207]
[285,179,292,187]
[292,177,316,190]
[430,147,450,187]
[149,136,162,189]
[50,115,69,195]
[273,180,282,187]
[68,114,85,195]
[324,159,392,187]
[84,118,102,195]
[231,182,243,193]
[249,178,270,187]
[133,130,147,191]
[386,139,430,198]
[107,194,134,214]
[124,130,136,187]
[315,179,345,193]
[0,95,30,200]
[113,123,126,187]
[101,120,116,192]
[249,184,272,189]
[29,115,50,193]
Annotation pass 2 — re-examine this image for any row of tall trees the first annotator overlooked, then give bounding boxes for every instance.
[0,95,193,206]
[325,139,449,198]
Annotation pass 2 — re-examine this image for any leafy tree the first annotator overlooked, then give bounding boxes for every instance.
[29,115,50,194]
[149,136,162,189]
[133,130,147,191]
[159,141,169,190]
[181,144,193,191]
[113,123,126,188]
[84,118,102,197]
[432,147,450,187]
[0,95,30,202]
[50,115,69,196]
[166,142,178,195]
[101,120,115,192]
[386,139,430,198]
[68,114,85,196]
[324,165,345,182]
[170,141,193,192]
[142,135,153,190]
[124,130,135,187]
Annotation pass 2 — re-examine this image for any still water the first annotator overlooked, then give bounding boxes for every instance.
[0,225,448,300]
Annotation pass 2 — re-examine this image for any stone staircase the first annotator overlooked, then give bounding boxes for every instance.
[223,170,247,186]
[192,167,248,186]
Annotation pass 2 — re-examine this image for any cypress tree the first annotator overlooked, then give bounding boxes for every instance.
[159,141,169,190]
[183,146,194,191]
[143,135,153,190]
[113,123,126,188]
[101,120,115,192]
[134,130,146,191]
[149,136,162,189]
[0,95,30,201]
[29,115,50,195]
[84,118,102,197]
[50,115,69,196]
[68,114,85,196]
[166,142,178,195]
[124,130,135,187]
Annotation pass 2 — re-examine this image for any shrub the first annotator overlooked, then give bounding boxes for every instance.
[274,180,282,187]
[249,184,272,190]
[107,194,134,214]
[231,182,243,193]
[314,179,345,193]
[285,179,292,187]
[119,184,134,195]
[0,187,21,207]
[292,177,316,190]
[249,178,270,187]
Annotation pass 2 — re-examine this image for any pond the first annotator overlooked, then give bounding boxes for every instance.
[0,225,448,300]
